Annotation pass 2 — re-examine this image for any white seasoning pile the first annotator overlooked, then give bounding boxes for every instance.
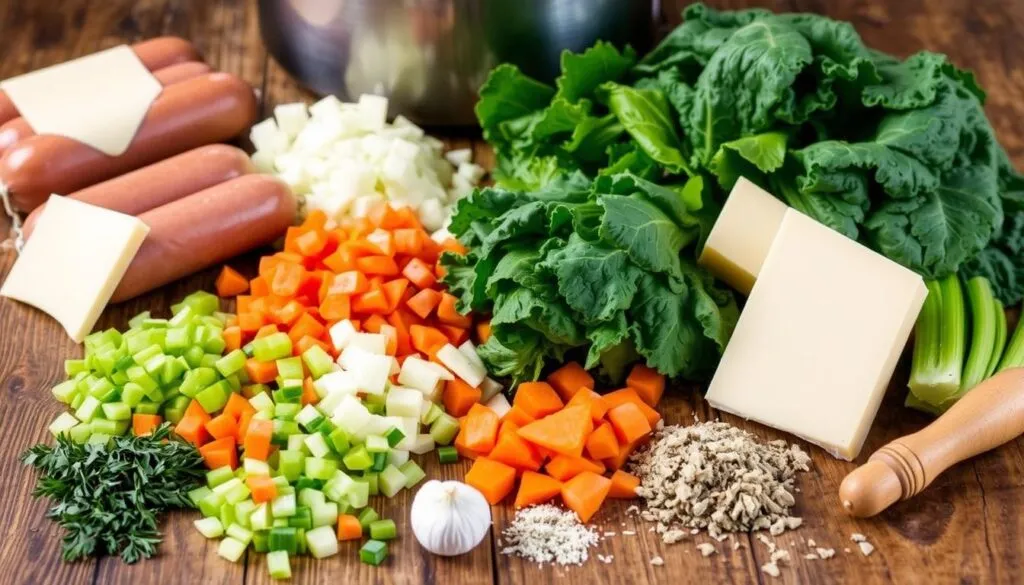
[500,505,600,566]
[630,421,811,542]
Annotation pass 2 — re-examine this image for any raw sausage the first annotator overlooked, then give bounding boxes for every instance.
[111,174,297,303]
[0,72,257,212]
[0,36,200,126]
[21,144,253,239]
[0,61,214,153]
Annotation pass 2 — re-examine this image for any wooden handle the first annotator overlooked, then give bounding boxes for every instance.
[839,368,1024,517]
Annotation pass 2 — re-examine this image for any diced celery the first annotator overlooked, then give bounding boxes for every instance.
[268,526,299,554]
[288,506,313,530]
[342,445,373,471]
[194,517,224,539]
[218,537,247,563]
[346,479,369,509]
[364,435,390,454]
[219,503,236,529]
[180,367,218,398]
[88,432,113,446]
[101,402,131,421]
[305,525,339,559]
[370,452,388,472]
[251,503,272,530]
[143,353,168,377]
[272,493,297,518]
[244,458,271,477]
[200,492,226,517]
[201,353,222,369]
[216,349,247,377]
[235,500,257,529]
[91,418,129,436]
[252,530,269,553]
[273,518,288,528]
[437,445,459,464]
[360,539,388,565]
[207,466,235,488]
[301,346,335,380]
[64,358,88,376]
[51,380,79,404]
[369,519,397,540]
[267,550,291,579]
[177,291,220,316]
[303,434,331,458]
[183,345,206,368]
[378,465,405,498]
[69,422,93,444]
[274,402,302,421]
[408,434,435,455]
[286,434,309,453]
[88,378,115,400]
[163,395,191,424]
[226,523,253,546]
[165,326,191,353]
[327,428,350,455]
[429,413,459,445]
[48,412,80,437]
[273,420,301,442]
[304,457,338,480]
[295,404,324,431]
[249,391,275,413]
[69,393,85,411]
[297,488,326,508]
[366,403,384,415]
[399,460,426,488]
[160,357,187,386]
[382,426,405,448]
[311,502,338,528]
[420,402,443,425]
[295,527,308,555]
[252,333,293,362]
[273,384,304,404]
[134,401,161,415]
[120,382,146,407]
[195,380,231,413]
[188,486,213,508]
[357,507,379,532]
[213,477,243,495]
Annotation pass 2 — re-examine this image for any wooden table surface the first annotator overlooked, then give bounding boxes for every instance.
[1,0,1023,583]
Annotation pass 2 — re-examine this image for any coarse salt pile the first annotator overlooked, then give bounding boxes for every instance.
[630,421,811,542]
[500,505,600,566]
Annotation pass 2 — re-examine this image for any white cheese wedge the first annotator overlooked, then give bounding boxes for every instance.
[1,196,149,342]
[705,208,926,460]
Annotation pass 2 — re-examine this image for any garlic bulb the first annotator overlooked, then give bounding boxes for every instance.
[410,480,491,556]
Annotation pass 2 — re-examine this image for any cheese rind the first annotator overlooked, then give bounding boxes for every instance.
[0,196,149,342]
[705,210,927,460]
[698,177,787,296]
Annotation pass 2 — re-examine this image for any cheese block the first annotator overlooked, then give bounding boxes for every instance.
[698,177,787,296]
[1,196,149,342]
[705,209,927,460]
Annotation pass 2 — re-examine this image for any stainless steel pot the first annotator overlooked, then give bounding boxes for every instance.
[259,0,656,126]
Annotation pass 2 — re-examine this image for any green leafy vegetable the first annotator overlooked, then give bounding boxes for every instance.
[22,424,204,564]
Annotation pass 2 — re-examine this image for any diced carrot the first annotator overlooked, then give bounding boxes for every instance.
[223,393,256,420]
[243,418,273,460]
[513,382,564,419]
[464,403,500,454]
[246,358,278,384]
[585,422,620,461]
[184,399,213,423]
[237,312,265,334]
[566,388,609,424]
[236,410,254,443]
[517,406,593,458]
[250,276,270,296]
[255,324,280,339]
[626,364,666,407]
[439,237,467,255]
[497,419,521,438]
[401,258,437,290]
[363,314,387,333]
[216,266,249,297]
[380,324,398,356]
[475,320,491,344]
[547,362,595,402]
[503,405,536,427]
[322,247,358,273]
[514,471,562,508]
[247,475,278,504]
[199,437,238,470]
[301,377,319,406]
[352,285,390,314]
[438,324,469,346]
[337,514,363,541]
[465,457,517,505]
[326,271,368,295]
[236,295,253,314]
[271,262,306,297]
[205,413,239,440]
[272,300,306,326]
[385,311,414,356]
[222,326,242,353]
[319,294,351,321]
[602,388,662,427]
[544,454,606,482]
[367,205,403,230]
[454,417,481,460]
[437,293,472,328]
[608,470,641,499]
[295,335,332,358]
[365,229,396,257]
[606,402,653,444]
[356,255,399,276]
[288,312,326,343]
[443,378,482,417]
[175,415,209,447]
[561,471,611,523]
[406,288,442,319]
[603,435,648,471]
[132,413,162,436]
[410,324,449,355]
[295,228,328,257]
[381,278,409,313]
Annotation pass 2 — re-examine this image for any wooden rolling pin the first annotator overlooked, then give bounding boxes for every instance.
[839,368,1024,517]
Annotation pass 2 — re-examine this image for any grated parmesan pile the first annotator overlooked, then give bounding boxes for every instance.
[500,505,600,566]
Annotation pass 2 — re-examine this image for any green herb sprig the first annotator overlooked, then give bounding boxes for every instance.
[21,423,205,564]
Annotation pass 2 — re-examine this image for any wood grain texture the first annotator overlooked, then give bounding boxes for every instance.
[1,1,1024,584]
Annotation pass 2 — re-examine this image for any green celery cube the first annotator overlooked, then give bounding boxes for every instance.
[100,402,131,421]
[51,380,79,404]
[200,492,226,518]
[195,380,231,413]
[252,333,293,362]
[360,539,388,565]
[120,382,146,407]
[278,451,305,482]
[276,357,304,380]
[74,395,102,422]
[188,486,213,508]
[357,507,379,532]
[268,526,298,554]
[327,428,350,455]
[301,346,334,379]
[183,345,205,368]
[216,349,247,377]
[64,359,87,376]
[134,402,161,415]
[399,461,426,488]
[342,445,372,471]
[365,435,390,454]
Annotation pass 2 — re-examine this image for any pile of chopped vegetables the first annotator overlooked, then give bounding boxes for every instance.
[460,361,658,522]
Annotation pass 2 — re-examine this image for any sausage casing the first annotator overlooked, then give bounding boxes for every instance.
[21,144,253,239]
[0,72,257,212]
[111,174,297,303]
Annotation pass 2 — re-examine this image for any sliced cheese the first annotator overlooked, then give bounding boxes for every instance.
[698,177,787,296]
[705,210,927,460]
[1,196,149,342]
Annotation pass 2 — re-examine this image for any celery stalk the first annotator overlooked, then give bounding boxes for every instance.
[960,277,997,393]
[907,275,965,410]
[984,299,1006,379]
[997,308,1024,372]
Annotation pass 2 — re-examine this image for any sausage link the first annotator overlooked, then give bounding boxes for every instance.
[0,72,257,212]
[22,144,253,239]
[0,36,199,126]
[0,61,213,153]
[111,174,297,303]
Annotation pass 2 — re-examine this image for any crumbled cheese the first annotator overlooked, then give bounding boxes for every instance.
[807,538,817,547]
[851,533,867,543]
[696,543,717,557]
[622,531,636,536]
[858,541,875,556]
[595,554,614,564]
[804,553,819,560]
[631,422,809,541]
[817,547,836,559]
[501,505,600,566]
[761,562,781,577]
[663,528,687,543]
[770,549,791,563]
[650,555,665,566]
